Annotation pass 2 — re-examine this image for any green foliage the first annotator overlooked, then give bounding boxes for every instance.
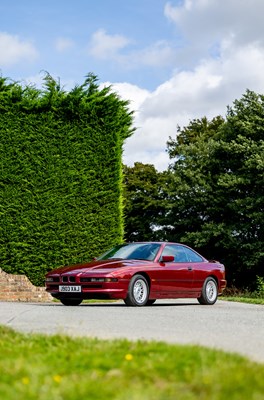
[123,163,169,241]
[123,90,264,288]
[223,284,264,303]
[1,325,264,400]
[255,276,264,297]
[165,90,264,287]
[0,73,134,285]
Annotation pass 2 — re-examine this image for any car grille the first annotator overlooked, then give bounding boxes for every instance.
[62,276,76,283]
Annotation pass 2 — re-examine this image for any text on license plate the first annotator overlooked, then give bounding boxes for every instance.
[59,285,82,292]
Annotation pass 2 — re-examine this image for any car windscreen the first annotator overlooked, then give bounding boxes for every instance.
[97,243,161,261]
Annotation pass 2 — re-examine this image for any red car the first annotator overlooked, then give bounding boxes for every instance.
[45,242,226,306]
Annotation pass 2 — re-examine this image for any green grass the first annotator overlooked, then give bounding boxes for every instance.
[1,326,264,400]
[222,282,264,305]
[221,296,264,305]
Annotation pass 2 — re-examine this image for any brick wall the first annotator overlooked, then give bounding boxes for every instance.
[0,268,52,302]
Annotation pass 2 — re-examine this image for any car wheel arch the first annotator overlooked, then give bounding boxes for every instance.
[207,274,219,289]
[132,271,151,289]
[125,271,152,298]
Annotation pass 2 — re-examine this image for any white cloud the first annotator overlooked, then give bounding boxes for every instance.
[0,32,38,66]
[89,29,131,59]
[55,37,74,52]
[89,29,177,69]
[106,0,264,170]
[132,40,177,68]
[163,0,264,77]
[112,36,264,171]
[103,82,150,111]
[164,0,264,50]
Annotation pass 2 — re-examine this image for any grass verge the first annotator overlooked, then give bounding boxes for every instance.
[221,296,264,304]
[222,284,264,305]
[0,325,264,400]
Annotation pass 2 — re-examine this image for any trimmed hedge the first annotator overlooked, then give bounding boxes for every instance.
[0,73,134,285]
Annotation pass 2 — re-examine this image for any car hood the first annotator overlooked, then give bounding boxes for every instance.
[49,259,152,275]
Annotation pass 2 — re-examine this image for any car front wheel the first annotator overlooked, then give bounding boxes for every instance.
[60,298,83,306]
[198,277,218,305]
[124,275,149,306]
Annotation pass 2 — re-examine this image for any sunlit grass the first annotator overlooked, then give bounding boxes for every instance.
[0,325,263,400]
[222,283,264,305]
[221,296,264,304]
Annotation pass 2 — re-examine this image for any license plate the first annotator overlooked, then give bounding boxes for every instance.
[59,285,82,293]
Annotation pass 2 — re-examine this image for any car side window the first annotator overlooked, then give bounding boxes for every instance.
[161,245,189,262]
[161,245,204,262]
[183,247,204,262]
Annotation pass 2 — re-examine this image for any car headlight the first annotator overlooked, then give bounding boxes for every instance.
[46,277,54,282]
[90,278,118,282]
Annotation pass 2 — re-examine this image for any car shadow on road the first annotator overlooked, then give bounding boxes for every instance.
[37,301,200,307]
[79,302,200,307]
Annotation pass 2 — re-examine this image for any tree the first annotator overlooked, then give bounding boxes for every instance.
[123,163,169,242]
[166,91,264,287]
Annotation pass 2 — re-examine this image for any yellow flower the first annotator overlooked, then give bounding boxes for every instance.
[53,375,62,383]
[125,354,133,361]
[22,377,30,385]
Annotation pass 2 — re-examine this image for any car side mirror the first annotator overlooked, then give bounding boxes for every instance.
[160,255,174,263]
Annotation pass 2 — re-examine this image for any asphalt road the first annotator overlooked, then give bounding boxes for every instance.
[0,299,263,363]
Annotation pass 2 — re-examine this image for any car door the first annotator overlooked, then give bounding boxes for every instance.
[158,244,194,295]
[182,246,208,291]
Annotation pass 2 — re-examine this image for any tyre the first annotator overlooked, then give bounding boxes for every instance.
[60,298,83,306]
[125,275,149,306]
[198,277,218,305]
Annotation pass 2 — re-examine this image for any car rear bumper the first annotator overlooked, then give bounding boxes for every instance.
[219,279,227,294]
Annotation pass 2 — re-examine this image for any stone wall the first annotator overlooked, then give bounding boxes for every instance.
[0,268,52,302]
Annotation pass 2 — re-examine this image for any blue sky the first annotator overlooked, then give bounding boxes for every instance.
[0,0,178,89]
[1,0,264,170]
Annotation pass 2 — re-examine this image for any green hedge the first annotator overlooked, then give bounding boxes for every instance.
[0,73,134,285]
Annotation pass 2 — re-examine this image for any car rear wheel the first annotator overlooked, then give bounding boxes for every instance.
[125,274,149,306]
[60,298,83,306]
[198,277,218,305]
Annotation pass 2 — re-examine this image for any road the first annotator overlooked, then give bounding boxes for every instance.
[0,299,263,363]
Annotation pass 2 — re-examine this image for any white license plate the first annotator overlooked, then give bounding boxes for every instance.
[59,285,82,293]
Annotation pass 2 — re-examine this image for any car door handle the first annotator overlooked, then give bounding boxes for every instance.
[188,266,193,271]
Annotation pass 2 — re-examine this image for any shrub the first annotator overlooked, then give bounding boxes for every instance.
[0,73,134,285]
